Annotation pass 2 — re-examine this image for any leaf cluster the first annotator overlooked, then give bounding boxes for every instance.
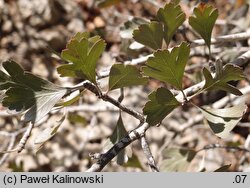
[0,60,67,123]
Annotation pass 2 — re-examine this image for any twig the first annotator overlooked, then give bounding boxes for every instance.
[0,135,15,166]
[69,81,145,122]
[140,135,159,172]
[86,122,149,172]
[16,122,34,153]
[191,32,250,47]
[212,85,250,109]
[0,127,28,165]
[231,50,250,67]
[0,122,34,154]
[166,114,204,133]
[0,111,19,117]
[97,54,153,79]
[198,143,250,154]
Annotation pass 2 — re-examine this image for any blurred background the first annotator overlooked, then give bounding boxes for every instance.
[0,0,250,172]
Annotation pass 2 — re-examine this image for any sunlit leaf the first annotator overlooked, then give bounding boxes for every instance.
[189,3,218,51]
[97,0,121,8]
[104,114,130,165]
[198,103,247,138]
[133,21,164,50]
[143,87,180,126]
[57,32,106,84]
[143,42,190,90]
[109,64,148,90]
[0,60,67,123]
[160,147,196,172]
[202,63,245,95]
[157,0,186,46]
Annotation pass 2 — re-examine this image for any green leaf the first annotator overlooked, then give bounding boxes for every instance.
[104,114,130,165]
[143,42,190,90]
[97,0,121,8]
[189,3,218,51]
[133,21,164,50]
[57,32,106,84]
[109,64,148,90]
[0,60,67,123]
[202,63,245,95]
[143,87,180,126]
[68,113,87,126]
[160,147,196,172]
[157,0,186,46]
[214,164,231,172]
[122,153,143,170]
[198,103,247,138]
[34,115,66,152]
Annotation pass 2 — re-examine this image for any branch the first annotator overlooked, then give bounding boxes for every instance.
[0,127,28,165]
[212,85,250,108]
[140,135,159,172]
[69,81,145,122]
[231,50,250,67]
[198,143,250,154]
[0,122,34,154]
[191,31,250,47]
[86,122,149,172]
[0,135,15,166]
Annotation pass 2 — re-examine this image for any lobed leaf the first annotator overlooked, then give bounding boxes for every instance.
[57,32,106,84]
[202,63,245,95]
[143,87,180,126]
[189,3,218,51]
[0,60,67,123]
[133,21,164,50]
[160,147,196,172]
[109,64,148,91]
[143,42,190,90]
[157,0,186,46]
[198,103,247,138]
